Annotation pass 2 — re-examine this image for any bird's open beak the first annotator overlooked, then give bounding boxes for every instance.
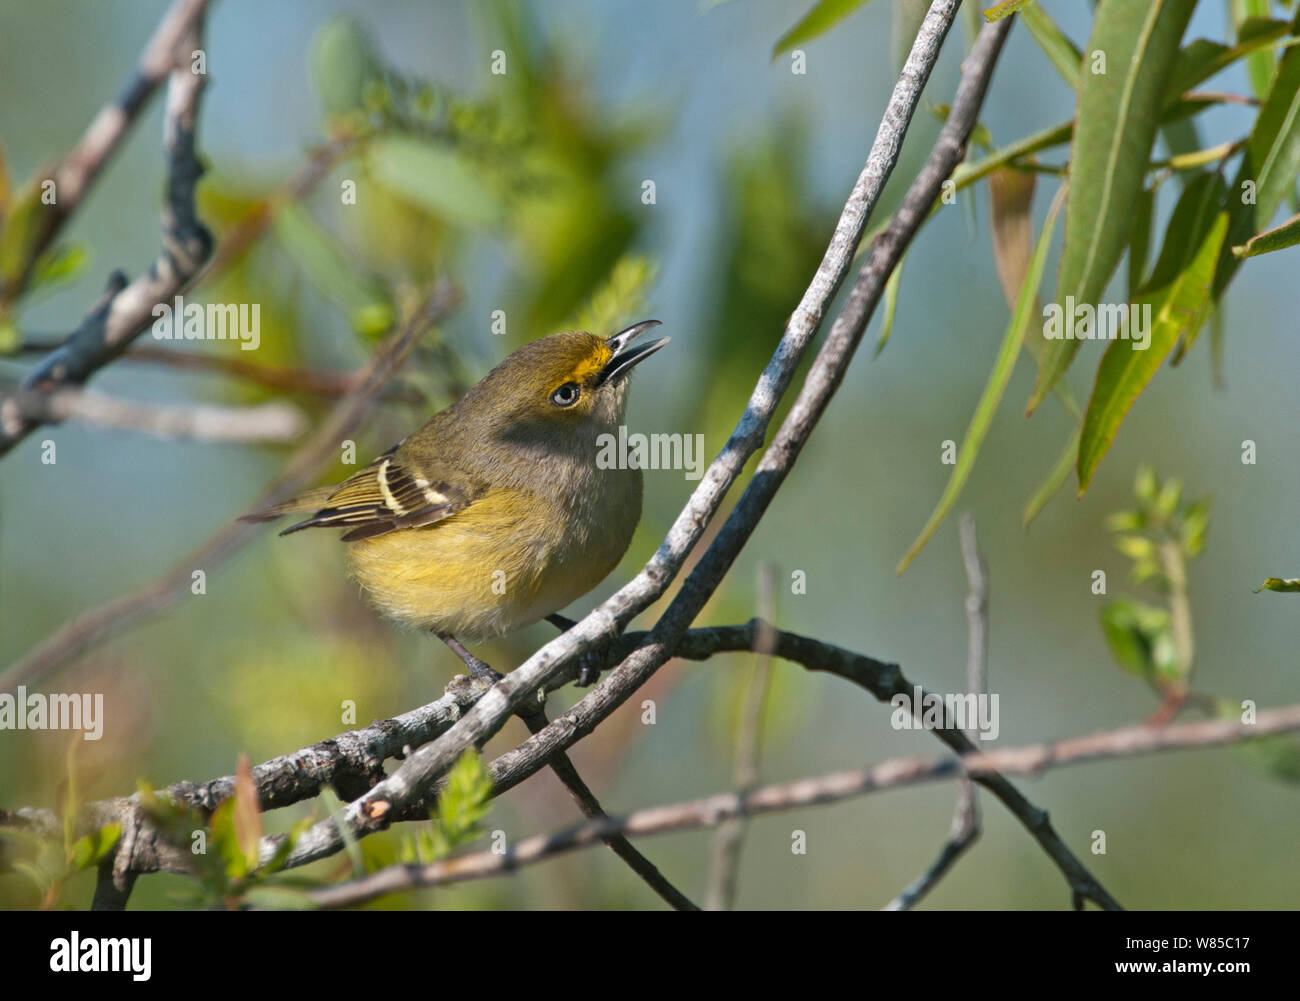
[599,320,670,385]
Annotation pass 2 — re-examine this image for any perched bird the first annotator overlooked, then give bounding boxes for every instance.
[244,320,669,683]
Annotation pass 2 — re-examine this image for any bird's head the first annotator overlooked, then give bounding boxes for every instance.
[469,320,669,434]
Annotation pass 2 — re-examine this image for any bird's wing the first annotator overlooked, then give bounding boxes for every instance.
[277,444,478,543]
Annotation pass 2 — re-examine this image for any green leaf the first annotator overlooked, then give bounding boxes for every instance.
[28,243,89,295]
[310,16,379,119]
[1029,0,1195,414]
[1166,21,1291,98]
[1128,184,1156,297]
[1232,0,1278,100]
[435,749,493,850]
[772,0,875,58]
[1077,173,1229,491]
[1019,1,1081,87]
[366,135,502,228]
[897,184,1066,574]
[319,786,365,876]
[209,799,247,882]
[1232,209,1300,256]
[983,0,1037,22]
[1215,29,1300,298]
[0,183,44,293]
[1099,599,1177,681]
[68,823,121,871]
[873,248,905,358]
[1022,426,1079,528]
[1255,577,1300,592]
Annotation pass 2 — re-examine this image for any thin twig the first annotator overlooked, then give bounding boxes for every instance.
[5,385,306,443]
[0,0,213,456]
[517,706,699,911]
[706,563,776,910]
[0,0,211,303]
[14,340,413,401]
[303,702,1300,908]
[885,513,985,910]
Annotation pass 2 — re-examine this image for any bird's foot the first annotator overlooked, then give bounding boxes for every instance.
[545,614,610,687]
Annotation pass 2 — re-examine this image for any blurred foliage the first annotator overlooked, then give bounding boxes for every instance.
[692,111,834,459]
[1099,465,1207,687]
[1099,467,1300,783]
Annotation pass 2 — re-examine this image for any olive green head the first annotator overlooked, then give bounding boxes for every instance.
[455,320,669,433]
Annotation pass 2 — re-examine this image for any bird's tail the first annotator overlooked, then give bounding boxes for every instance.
[239,486,337,524]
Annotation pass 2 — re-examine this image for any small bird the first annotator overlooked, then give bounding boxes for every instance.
[245,320,669,683]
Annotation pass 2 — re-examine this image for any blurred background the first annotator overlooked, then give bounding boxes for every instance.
[1,0,1297,909]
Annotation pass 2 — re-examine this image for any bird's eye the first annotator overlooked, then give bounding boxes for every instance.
[550,381,581,408]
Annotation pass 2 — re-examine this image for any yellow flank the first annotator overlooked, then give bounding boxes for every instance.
[344,478,640,640]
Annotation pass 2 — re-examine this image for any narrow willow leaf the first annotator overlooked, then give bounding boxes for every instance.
[1022,426,1080,528]
[983,0,1037,23]
[874,249,905,358]
[1215,27,1300,298]
[1166,20,1290,97]
[989,168,1037,313]
[1255,577,1300,592]
[1077,173,1229,492]
[1161,139,1239,171]
[772,0,874,58]
[1128,185,1156,298]
[1233,208,1300,256]
[1232,0,1278,99]
[897,185,1066,574]
[1019,1,1081,87]
[1029,0,1195,415]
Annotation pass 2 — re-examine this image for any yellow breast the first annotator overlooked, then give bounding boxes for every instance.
[344,468,641,640]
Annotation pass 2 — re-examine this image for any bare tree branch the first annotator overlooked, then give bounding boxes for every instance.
[14,339,418,401]
[0,0,211,302]
[4,385,306,443]
[515,706,698,911]
[303,703,1300,908]
[0,0,214,455]
[7,615,1120,913]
